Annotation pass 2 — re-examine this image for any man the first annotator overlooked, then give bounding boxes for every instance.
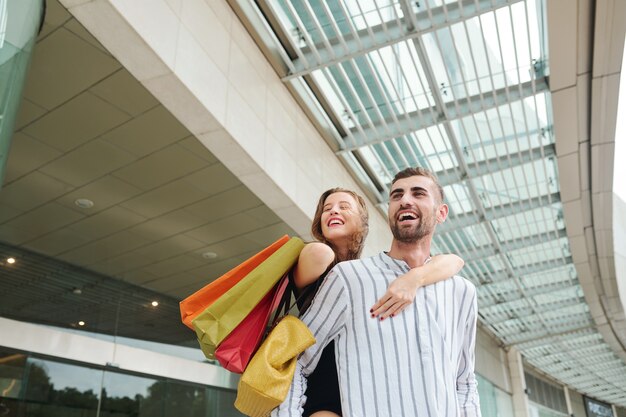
[273,167,481,417]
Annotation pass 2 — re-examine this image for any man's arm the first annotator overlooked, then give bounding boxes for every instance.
[272,267,349,416]
[457,283,482,417]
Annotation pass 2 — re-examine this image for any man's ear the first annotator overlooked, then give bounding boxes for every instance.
[436,203,449,224]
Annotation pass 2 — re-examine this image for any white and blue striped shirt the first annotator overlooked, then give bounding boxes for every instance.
[273,252,481,417]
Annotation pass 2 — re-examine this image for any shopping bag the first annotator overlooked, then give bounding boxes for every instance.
[215,275,290,373]
[192,237,304,359]
[234,315,315,417]
[180,235,290,329]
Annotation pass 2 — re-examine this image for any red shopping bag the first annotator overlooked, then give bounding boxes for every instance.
[180,235,290,329]
[215,275,290,373]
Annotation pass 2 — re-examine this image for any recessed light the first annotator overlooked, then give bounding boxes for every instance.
[202,251,218,260]
[78,321,85,326]
[151,301,159,307]
[6,257,15,264]
[74,198,94,209]
[72,288,82,295]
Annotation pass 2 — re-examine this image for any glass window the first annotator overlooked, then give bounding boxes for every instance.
[0,348,243,417]
[476,374,514,417]
[211,388,244,417]
[0,349,27,417]
[100,371,162,417]
[164,380,209,417]
[23,358,102,417]
[0,349,26,399]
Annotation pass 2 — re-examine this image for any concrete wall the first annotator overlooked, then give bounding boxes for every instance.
[476,325,512,393]
[569,389,588,417]
[614,193,626,317]
[60,0,392,256]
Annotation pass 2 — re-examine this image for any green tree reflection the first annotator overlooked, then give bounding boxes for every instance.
[11,361,214,417]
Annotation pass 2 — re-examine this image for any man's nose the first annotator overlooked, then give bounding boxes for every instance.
[398,193,412,206]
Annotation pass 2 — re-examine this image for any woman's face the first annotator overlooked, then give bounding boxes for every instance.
[320,192,362,246]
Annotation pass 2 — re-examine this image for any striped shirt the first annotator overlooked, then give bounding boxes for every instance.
[272,252,481,417]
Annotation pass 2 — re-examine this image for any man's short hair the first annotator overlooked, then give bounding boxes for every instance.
[392,167,444,202]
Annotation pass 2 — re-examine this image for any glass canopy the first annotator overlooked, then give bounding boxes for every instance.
[234,0,626,406]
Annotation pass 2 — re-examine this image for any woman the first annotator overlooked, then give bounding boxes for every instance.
[292,187,464,417]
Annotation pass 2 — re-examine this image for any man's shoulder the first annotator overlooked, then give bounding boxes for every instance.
[334,253,387,269]
[332,257,369,273]
[445,275,478,295]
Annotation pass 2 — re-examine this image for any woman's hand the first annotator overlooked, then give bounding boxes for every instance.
[370,253,464,320]
[370,272,418,320]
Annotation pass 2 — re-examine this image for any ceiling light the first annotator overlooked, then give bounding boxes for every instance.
[72,288,82,295]
[202,251,218,260]
[151,301,159,307]
[74,198,94,209]
[6,257,15,264]
[78,321,85,326]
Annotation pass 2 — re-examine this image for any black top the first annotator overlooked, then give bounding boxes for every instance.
[291,271,342,417]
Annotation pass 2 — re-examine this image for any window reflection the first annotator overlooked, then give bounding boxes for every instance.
[23,358,102,417]
[0,350,27,417]
[213,389,244,417]
[0,348,242,417]
[101,372,161,417]
[477,374,514,417]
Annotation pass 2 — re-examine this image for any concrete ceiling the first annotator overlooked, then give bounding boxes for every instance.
[0,0,295,343]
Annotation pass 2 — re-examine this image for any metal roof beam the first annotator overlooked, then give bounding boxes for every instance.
[505,322,594,346]
[478,282,578,304]
[340,78,549,150]
[531,345,612,364]
[516,329,599,350]
[481,288,580,314]
[435,143,556,186]
[475,256,573,284]
[438,191,561,233]
[284,0,524,79]
[484,297,586,325]
[442,227,567,260]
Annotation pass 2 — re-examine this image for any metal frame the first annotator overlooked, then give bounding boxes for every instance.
[231,0,626,406]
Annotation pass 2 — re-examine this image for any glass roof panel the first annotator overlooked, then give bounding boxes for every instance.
[507,237,570,268]
[522,264,577,287]
[368,42,432,114]
[470,159,558,210]
[491,205,562,242]
[419,1,544,104]
[450,92,552,165]
[240,0,626,405]
[342,0,402,30]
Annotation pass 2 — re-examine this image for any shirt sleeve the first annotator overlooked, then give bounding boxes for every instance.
[457,283,482,417]
[271,266,349,417]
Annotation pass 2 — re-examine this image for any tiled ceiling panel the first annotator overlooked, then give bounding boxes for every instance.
[0,0,296,346]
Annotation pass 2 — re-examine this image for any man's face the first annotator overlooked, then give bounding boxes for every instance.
[387,175,448,243]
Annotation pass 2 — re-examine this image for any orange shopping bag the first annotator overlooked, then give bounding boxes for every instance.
[180,235,290,329]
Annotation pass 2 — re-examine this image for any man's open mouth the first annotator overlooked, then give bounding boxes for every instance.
[397,212,418,223]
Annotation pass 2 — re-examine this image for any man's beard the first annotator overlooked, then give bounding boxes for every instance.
[389,210,437,243]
